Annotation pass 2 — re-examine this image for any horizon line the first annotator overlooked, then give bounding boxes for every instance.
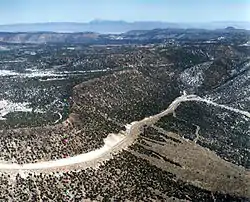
[0,20,250,26]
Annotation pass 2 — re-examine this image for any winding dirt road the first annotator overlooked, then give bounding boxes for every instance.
[0,94,249,173]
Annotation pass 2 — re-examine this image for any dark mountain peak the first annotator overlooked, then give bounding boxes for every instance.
[225,26,236,30]
[89,19,127,25]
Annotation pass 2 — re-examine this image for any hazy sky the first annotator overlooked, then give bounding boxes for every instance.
[0,0,249,24]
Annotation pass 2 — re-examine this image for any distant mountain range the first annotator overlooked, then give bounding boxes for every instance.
[0,20,249,33]
[0,27,249,44]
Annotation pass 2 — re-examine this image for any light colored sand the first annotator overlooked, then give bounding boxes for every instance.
[0,133,126,170]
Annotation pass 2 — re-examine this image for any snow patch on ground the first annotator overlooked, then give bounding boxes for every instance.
[0,100,33,120]
[0,68,111,78]
[0,70,19,76]
[180,61,213,87]
[209,64,250,111]
[240,41,250,46]
[0,100,44,120]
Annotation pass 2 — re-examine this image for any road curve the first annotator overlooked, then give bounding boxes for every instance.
[0,94,249,173]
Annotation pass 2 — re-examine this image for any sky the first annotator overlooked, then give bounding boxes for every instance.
[0,0,249,24]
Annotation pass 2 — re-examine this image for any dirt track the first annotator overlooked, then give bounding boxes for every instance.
[0,94,249,174]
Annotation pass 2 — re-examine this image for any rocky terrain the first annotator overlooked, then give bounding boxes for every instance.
[0,29,249,201]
